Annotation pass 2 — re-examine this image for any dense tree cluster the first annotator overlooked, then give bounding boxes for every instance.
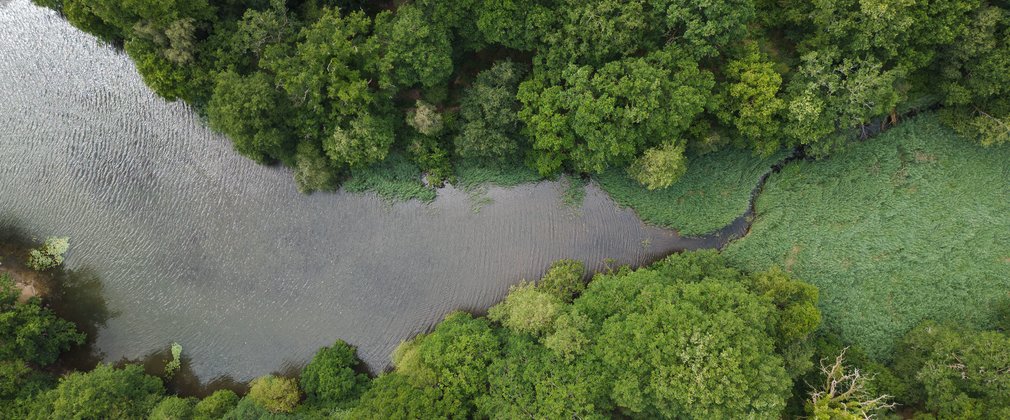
[5,232,1010,418]
[33,0,1010,193]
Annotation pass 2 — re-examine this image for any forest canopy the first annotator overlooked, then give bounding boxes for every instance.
[32,0,1010,193]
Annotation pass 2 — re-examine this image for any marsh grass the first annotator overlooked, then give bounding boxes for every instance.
[724,114,1010,360]
[343,153,437,202]
[595,148,787,236]
[453,159,545,190]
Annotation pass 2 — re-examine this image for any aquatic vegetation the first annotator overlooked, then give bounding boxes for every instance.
[725,114,1010,360]
[596,148,786,235]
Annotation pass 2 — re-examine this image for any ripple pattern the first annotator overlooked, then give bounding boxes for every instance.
[0,0,711,381]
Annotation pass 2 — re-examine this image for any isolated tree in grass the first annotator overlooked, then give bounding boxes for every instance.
[248,375,300,414]
[627,142,689,190]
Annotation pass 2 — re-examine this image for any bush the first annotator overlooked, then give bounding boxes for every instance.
[193,389,239,420]
[248,375,300,413]
[300,340,368,408]
[33,364,164,419]
[536,259,585,302]
[149,396,196,420]
[25,237,69,271]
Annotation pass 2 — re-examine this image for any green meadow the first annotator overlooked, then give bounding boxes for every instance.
[724,114,1010,359]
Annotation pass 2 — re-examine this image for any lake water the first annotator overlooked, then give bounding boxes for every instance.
[0,0,726,381]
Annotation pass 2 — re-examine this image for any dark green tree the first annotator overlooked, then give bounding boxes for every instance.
[300,340,369,408]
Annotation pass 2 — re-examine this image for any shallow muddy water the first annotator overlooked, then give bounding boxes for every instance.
[0,0,735,381]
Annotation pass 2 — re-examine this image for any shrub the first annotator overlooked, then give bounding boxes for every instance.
[26,237,69,271]
[248,375,300,413]
[300,340,368,408]
[193,389,239,420]
[149,396,196,420]
[536,259,585,302]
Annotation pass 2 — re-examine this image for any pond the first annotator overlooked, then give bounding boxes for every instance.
[0,0,733,382]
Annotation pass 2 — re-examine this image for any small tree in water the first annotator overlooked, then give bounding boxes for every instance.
[26,237,69,271]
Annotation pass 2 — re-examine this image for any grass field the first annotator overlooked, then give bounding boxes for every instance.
[724,114,1010,360]
[596,148,788,236]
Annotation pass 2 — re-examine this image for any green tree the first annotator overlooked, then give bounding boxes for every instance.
[938,5,1010,146]
[0,274,84,366]
[193,389,239,420]
[390,312,499,415]
[455,61,527,161]
[32,364,164,420]
[348,373,453,419]
[477,334,605,419]
[717,47,786,156]
[784,51,902,155]
[518,51,713,175]
[262,7,381,143]
[323,113,395,167]
[248,375,301,414]
[293,142,340,194]
[370,5,454,89]
[206,70,292,163]
[488,282,562,337]
[535,259,585,303]
[894,322,1010,418]
[300,340,369,408]
[627,142,689,190]
[26,236,70,271]
[571,251,799,418]
[150,396,196,420]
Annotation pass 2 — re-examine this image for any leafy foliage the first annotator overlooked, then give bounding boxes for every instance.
[25,237,69,271]
[0,274,84,366]
[299,340,369,408]
[248,375,300,413]
[33,364,164,419]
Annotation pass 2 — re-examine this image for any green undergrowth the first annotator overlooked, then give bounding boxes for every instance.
[596,148,788,236]
[343,153,437,202]
[724,114,1010,360]
[452,159,545,190]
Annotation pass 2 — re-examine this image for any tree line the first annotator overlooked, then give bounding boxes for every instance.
[5,248,1010,418]
[31,0,1010,193]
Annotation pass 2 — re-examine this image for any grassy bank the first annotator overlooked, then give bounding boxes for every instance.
[596,148,788,236]
[724,114,1010,360]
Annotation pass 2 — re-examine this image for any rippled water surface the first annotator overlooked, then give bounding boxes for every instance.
[0,0,718,381]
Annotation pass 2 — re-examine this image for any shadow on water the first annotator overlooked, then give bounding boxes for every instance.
[1,220,248,397]
[118,347,248,398]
